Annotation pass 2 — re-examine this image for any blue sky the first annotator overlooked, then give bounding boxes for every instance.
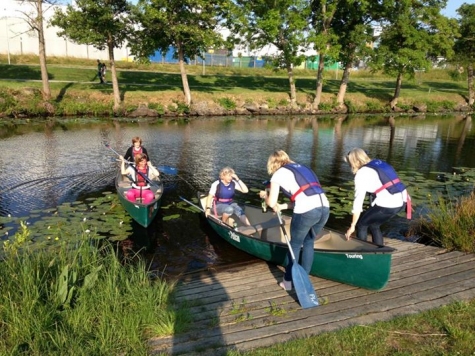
[442,0,475,18]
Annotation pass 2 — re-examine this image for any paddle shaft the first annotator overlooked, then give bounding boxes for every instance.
[277,212,319,309]
[179,196,205,212]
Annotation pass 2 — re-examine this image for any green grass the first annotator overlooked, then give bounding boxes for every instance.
[409,192,475,253]
[0,54,469,113]
[228,299,475,355]
[0,227,190,355]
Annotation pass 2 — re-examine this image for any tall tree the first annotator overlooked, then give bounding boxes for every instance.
[310,0,340,109]
[331,0,375,108]
[223,0,313,107]
[454,4,475,106]
[19,0,54,100]
[51,0,133,112]
[129,0,226,106]
[371,0,458,109]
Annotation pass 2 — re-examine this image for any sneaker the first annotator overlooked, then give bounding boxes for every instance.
[279,279,292,291]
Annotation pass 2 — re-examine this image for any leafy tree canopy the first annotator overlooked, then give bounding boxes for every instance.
[50,0,132,50]
[129,0,226,61]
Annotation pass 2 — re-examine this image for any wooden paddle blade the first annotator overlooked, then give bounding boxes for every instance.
[292,264,319,309]
[157,165,178,175]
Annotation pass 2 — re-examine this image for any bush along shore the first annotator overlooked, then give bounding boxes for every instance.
[0,57,474,119]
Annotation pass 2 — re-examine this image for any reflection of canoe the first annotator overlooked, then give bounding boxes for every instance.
[116,170,163,228]
[198,193,396,290]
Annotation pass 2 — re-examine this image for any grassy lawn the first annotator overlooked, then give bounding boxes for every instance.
[0,54,471,117]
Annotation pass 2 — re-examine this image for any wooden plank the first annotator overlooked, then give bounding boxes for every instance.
[148,240,475,355]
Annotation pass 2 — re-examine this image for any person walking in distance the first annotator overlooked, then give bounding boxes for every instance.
[97,59,104,84]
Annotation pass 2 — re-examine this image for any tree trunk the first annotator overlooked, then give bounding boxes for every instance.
[108,42,121,113]
[336,63,351,107]
[286,62,297,107]
[313,54,325,109]
[390,72,403,109]
[468,63,474,106]
[178,44,192,105]
[37,0,50,101]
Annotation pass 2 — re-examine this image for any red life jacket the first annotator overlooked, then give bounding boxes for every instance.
[135,166,148,187]
[132,147,143,158]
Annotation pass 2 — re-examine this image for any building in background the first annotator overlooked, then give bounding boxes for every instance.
[0,0,339,70]
[0,0,131,62]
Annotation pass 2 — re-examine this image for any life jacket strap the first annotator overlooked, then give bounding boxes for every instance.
[374,178,400,195]
[217,198,233,203]
[290,182,321,202]
[406,194,412,220]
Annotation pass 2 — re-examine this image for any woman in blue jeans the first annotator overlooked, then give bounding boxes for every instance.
[259,150,330,291]
[344,148,409,245]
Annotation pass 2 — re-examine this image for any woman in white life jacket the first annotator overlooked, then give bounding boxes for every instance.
[259,150,330,291]
[120,153,159,203]
[344,148,410,246]
[205,166,251,226]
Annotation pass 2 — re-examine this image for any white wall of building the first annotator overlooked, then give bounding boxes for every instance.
[0,0,132,62]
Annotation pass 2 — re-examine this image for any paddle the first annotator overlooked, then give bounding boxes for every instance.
[179,196,204,212]
[277,212,319,309]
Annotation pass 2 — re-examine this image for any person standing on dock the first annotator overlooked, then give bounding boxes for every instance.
[344,148,410,246]
[259,150,330,291]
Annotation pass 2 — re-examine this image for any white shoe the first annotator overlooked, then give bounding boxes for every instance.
[279,279,292,291]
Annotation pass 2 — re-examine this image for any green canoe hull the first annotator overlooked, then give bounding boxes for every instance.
[199,194,395,290]
[116,170,163,228]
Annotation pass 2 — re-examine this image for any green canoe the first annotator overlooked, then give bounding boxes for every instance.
[198,193,396,290]
[116,170,163,228]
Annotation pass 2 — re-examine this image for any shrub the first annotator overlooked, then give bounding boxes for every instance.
[409,192,475,253]
[217,97,237,110]
[365,100,383,112]
[148,102,164,114]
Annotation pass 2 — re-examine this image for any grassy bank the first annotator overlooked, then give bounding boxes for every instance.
[0,54,471,118]
[2,221,474,355]
[0,227,191,355]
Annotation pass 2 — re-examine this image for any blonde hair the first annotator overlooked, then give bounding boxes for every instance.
[345,148,371,174]
[132,136,142,145]
[267,150,293,175]
[219,166,235,179]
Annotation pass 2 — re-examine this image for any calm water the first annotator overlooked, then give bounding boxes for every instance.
[0,114,473,276]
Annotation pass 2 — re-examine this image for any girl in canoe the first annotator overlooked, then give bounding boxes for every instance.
[205,167,252,226]
[120,153,160,203]
[259,150,330,291]
[344,148,410,245]
[123,136,150,163]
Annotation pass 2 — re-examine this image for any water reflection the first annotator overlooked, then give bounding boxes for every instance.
[0,114,474,275]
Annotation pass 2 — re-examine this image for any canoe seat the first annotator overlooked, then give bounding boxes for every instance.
[237,225,258,236]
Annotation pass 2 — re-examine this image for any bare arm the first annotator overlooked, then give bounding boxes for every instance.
[232,173,249,193]
[205,194,214,217]
[345,211,361,240]
[120,156,129,175]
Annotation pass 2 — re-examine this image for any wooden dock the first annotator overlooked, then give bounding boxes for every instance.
[148,239,475,355]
